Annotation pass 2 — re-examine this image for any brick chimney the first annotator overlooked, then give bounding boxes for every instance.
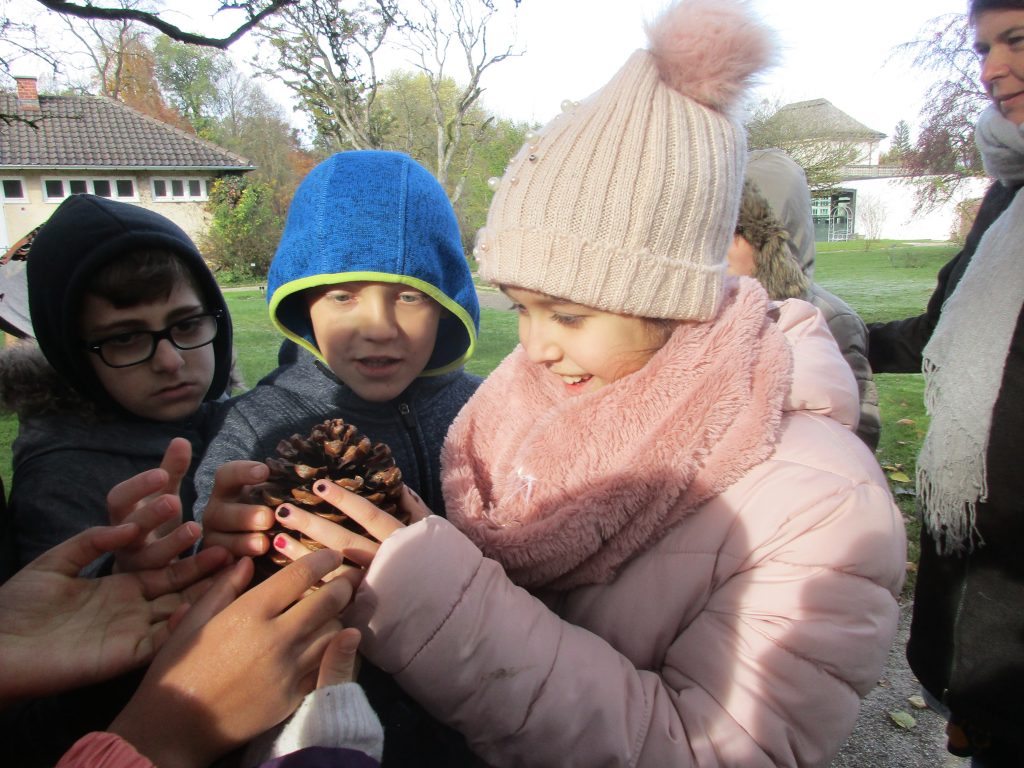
[14,75,40,111]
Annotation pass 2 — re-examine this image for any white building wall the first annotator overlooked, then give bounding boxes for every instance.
[848,175,992,241]
[1,172,217,251]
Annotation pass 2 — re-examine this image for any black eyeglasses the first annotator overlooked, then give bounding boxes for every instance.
[85,310,222,368]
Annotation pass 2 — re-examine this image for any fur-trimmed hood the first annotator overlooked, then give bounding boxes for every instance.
[736,148,818,300]
[0,342,95,419]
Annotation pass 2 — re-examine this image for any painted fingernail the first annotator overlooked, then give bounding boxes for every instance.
[274,535,287,550]
[276,506,290,519]
[314,481,328,494]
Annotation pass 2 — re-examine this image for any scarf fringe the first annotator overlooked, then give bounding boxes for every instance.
[916,170,1024,555]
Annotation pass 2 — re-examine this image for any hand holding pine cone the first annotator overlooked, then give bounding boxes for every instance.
[254,418,407,571]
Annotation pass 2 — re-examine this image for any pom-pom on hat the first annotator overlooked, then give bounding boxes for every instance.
[476,0,777,321]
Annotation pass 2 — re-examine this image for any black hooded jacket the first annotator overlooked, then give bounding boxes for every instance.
[870,179,1024,762]
[27,194,232,410]
[1,195,234,577]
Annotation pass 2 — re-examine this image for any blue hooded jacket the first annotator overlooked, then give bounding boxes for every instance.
[198,151,481,767]
[266,150,479,374]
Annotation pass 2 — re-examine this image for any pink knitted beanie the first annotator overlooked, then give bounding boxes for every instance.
[475,0,777,320]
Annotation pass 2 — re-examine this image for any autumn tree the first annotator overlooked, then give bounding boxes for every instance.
[116,37,195,130]
[253,0,399,151]
[202,174,282,279]
[452,114,528,253]
[894,12,987,210]
[58,2,147,100]
[153,35,230,135]
[397,0,515,201]
[1,1,296,125]
[377,69,526,247]
[857,192,888,248]
[253,0,517,204]
[210,69,314,216]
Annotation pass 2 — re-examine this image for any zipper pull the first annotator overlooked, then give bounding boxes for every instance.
[398,402,414,427]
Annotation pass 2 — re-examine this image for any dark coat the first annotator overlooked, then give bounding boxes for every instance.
[195,348,483,768]
[869,179,1024,762]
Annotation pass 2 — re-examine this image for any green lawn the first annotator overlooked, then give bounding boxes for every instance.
[0,246,953,586]
[814,242,958,583]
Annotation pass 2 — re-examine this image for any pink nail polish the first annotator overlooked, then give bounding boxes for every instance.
[274,535,287,550]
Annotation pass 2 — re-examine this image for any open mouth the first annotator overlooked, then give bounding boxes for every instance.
[559,373,592,387]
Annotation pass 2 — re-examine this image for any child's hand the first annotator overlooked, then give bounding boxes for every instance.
[108,550,360,768]
[0,523,233,707]
[201,459,274,557]
[270,483,431,571]
[317,627,362,689]
[107,438,201,573]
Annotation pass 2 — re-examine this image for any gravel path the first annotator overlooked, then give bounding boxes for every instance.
[831,599,966,767]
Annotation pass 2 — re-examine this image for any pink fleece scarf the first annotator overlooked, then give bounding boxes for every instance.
[442,279,793,590]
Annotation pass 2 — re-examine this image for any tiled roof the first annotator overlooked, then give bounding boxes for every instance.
[0,92,253,170]
[769,99,886,142]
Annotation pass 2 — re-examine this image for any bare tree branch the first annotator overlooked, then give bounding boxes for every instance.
[33,0,296,48]
[399,0,518,198]
[253,0,400,151]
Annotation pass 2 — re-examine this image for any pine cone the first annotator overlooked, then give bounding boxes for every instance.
[255,418,406,573]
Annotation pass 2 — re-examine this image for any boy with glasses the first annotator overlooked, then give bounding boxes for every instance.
[0,194,234,577]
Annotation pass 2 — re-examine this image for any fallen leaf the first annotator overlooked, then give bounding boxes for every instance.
[908,695,927,709]
[896,418,915,426]
[889,471,911,483]
[889,710,916,729]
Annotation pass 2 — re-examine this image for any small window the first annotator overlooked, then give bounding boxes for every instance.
[1,179,26,201]
[40,177,136,204]
[151,176,210,202]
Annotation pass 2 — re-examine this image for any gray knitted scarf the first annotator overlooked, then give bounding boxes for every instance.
[917,106,1024,553]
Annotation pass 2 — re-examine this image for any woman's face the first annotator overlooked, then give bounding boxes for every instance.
[503,286,675,396]
[974,9,1024,125]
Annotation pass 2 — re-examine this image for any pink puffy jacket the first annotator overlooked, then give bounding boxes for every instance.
[344,299,906,767]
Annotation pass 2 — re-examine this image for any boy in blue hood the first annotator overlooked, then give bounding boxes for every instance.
[196,150,480,539]
[196,151,481,766]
